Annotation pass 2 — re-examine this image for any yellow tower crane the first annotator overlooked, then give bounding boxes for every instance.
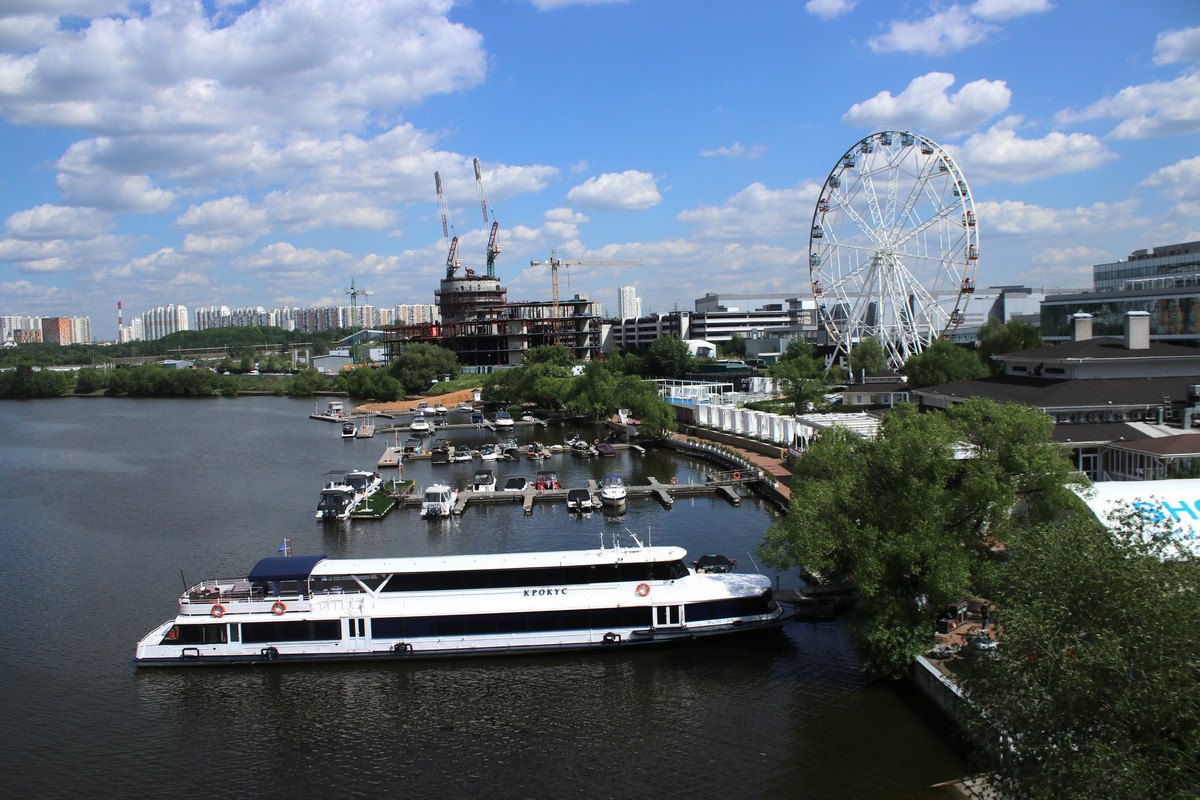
[530,249,643,317]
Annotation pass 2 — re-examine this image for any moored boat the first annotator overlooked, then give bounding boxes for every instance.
[566,488,594,512]
[419,483,458,518]
[344,469,383,500]
[409,414,431,434]
[341,421,357,439]
[600,474,627,506]
[536,470,560,491]
[315,483,355,520]
[494,410,514,428]
[473,470,496,493]
[133,543,788,666]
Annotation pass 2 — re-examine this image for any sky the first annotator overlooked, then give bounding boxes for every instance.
[0,0,1198,341]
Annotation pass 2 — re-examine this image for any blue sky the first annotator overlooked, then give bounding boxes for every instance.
[1,0,1198,340]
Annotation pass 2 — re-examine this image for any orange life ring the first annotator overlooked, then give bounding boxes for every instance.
[670,476,678,485]
[733,472,741,481]
[211,604,225,618]
[272,601,287,615]
[636,583,650,597]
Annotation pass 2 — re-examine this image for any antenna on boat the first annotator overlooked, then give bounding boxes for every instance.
[745,551,762,574]
[180,568,188,593]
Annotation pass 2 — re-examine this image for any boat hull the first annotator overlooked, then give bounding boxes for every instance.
[133,613,789,667]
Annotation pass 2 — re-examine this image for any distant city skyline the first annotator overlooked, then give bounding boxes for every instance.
[0,2,1197,340]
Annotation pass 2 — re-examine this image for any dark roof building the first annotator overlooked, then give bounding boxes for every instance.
[913,310,1200,481]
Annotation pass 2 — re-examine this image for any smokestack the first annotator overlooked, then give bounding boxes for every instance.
[1071,312,1093,342]
[118,301,123,328]
[1125,310,1150,350]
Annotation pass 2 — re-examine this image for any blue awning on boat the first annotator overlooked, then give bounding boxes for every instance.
[248,555,327,583]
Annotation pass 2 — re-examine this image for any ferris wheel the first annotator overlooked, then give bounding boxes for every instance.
[809,131,978,368]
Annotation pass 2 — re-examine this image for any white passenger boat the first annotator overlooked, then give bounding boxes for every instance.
[599,474,627,506]
[419,483,458,518]
[409,414,430,434]
[494,410,514,428]
[133,544,788,666]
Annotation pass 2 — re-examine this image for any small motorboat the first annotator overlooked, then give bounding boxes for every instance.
[420,483,458,518]
[566,488,594,512]
[536,471,560,491]
[479,443,500,462]
[595,442,616,457]
[433,403,449,415]
[455,401,474,413]
[409,414,431,434]
[341,421,357,439]
[599,474,626,506]
[473,470,496,493]
[315,482,355,520]
[470,411,485,425]
[503,476,527,492]
[452,446,473,463]
[494,410,514,428]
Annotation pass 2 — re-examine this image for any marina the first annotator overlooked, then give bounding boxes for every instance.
[0,396,968,798]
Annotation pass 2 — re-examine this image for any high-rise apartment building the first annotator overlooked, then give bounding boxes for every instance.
[618,286,641,321]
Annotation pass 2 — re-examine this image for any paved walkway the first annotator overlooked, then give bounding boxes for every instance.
[671,432,794,502]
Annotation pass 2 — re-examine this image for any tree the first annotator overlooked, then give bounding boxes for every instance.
[388,343,459,394]
[957,503,1200,799]
[977,318,1043,375]
[770,339,829,412]
[849,337,888,380]
[759,398,1080,677]
[286,368,327,397]
[903,338,987,388]
[720,332,746,359]
[340,366,402,401]
[73,367,107,395]
[644,335,695,379]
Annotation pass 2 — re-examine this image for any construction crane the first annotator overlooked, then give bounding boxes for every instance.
[530,249,642,316]
[474,157,501,278]
[344,278,372,363]
[435,171,459,278]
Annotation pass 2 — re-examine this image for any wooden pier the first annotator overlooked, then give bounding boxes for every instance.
[389,471,758,516]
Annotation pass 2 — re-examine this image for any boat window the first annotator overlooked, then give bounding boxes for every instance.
[242,619,341,643]
[162,624,227,646]
[377,561,682,592]
[684,591,774,622]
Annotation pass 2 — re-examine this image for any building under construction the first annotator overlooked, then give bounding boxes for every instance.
[382,160,613,368]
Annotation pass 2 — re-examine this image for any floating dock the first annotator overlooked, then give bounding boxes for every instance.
[390,472,755,516]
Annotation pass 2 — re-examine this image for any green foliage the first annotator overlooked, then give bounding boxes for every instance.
[0,363,74,397]
[958,505,1200,799]
[103,364,231,397]
[521,344,574,368]
[339,366,403,402]
[73,367,108,394]
[759,399,1080,677]
[719,333,747,358]
[286,368,328,397]
[849,337,888,379]
[387,343,459,394]
[604,350,645,377]
[770,339,830,412]
[902,339,988,388]
[976,318,1043,375]
[644,335,696,379]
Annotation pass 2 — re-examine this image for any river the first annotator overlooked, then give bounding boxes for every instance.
[0,396,965,798]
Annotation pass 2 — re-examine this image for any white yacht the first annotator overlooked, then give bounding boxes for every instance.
[409,414,430,434]
[494,410,514,428]
[133,544,788,666]
[599,474,627,506]
[315,483,355,520]
[343,469,383,501]
[419,483,458,518]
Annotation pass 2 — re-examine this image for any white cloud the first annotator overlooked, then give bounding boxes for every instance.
[676,181,821,242]
[951,118,1116,184]
[566,171,661,210]
[176,196,269,237]
[1031,246,1109,265]
[700,142,766,159]
[4,204,112,239]
[975,198,1144,237]
[804,0,856,20]
[1055,70,1200,139]
[55,172,176,214]
[1154,26,1200,65]
[181,233,254,255]
[968,0,1052,23]
[842,72,1011,139]
[528,0,629,9]
[0,232,131,272]
[869,6,997,56]
[1140,156,1200,201]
